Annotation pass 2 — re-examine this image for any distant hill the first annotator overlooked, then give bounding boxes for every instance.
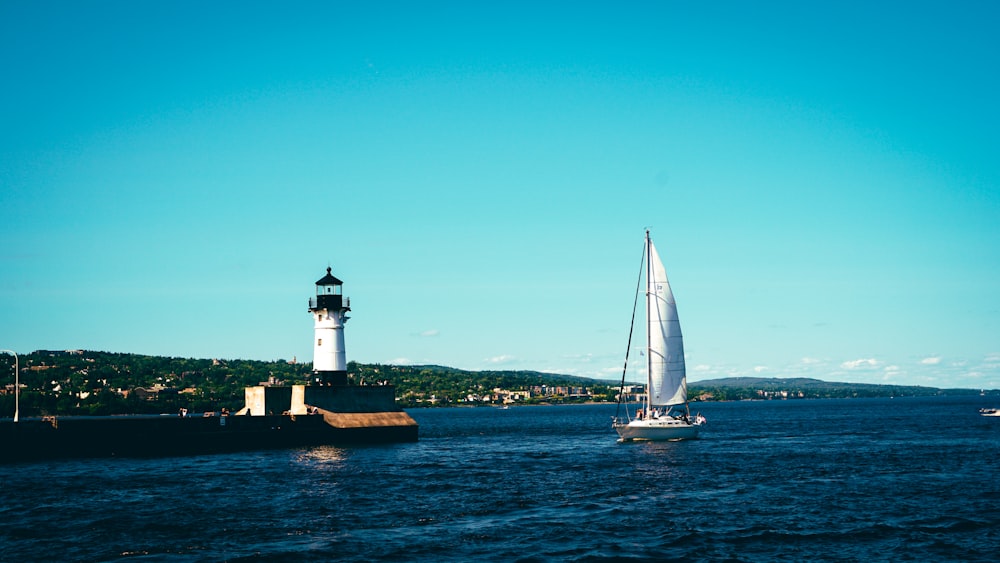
[688,376,985,400]
[407,364,608,385]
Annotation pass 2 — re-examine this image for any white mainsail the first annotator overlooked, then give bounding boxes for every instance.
[646,240,687,406]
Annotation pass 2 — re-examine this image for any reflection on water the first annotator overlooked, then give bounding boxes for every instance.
[296,445,347,465]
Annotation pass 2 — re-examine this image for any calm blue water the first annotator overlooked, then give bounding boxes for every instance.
[1,396,998,562]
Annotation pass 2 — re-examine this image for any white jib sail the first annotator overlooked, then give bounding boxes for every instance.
[647,239,687,406]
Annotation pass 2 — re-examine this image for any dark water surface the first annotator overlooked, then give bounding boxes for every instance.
[2,396,998,561]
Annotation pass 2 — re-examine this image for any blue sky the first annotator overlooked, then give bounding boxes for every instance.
[2,1,998,389]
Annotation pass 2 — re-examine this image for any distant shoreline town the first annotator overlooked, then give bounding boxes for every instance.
[0,350,993,417]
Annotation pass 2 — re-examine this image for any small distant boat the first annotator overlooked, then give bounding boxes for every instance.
[612,230,705,442]
[980,408,1000,417]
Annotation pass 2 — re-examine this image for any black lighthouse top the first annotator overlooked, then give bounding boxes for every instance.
[316,267,343,291]
[311,267,347,311]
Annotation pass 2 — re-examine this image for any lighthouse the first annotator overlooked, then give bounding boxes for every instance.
[309,267,351,385]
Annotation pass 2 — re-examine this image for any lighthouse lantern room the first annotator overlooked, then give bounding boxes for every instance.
[309,267,351,385]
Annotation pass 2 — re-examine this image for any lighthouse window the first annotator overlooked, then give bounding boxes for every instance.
[317,338,322,346]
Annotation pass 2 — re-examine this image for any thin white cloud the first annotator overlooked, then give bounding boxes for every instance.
[881,365,901,381]
[920,356,941,365]
[842,358,880,369]
[485,355,515,364]
[416,329,439,338]
[753,365,768,373]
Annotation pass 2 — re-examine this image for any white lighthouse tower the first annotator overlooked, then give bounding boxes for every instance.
[309,267,351,385]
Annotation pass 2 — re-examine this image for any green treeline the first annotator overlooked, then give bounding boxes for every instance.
[0,350,315,416]
[0,350,984,418]
[0,350,616,416]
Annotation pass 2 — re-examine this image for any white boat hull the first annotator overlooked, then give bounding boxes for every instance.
[614,418,700,441]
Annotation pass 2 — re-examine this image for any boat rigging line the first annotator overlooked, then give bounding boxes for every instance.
[614,234,647,423]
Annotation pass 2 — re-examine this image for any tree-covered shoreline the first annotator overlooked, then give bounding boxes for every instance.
[0,350,990,418]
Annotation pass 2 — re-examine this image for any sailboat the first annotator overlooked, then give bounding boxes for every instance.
[613,230,705,441]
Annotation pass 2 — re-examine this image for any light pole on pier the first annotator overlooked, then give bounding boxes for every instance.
[1,350,18,422]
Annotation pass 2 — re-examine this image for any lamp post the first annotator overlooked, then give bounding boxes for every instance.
[1,350,17,422]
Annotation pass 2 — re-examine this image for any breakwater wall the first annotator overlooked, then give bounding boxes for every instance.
[0,385,418,463]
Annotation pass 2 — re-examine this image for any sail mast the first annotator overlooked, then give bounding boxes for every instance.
[645,229,653,413]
